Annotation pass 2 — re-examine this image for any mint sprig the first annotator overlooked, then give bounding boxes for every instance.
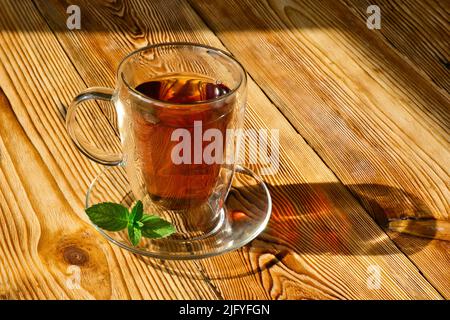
[85,202,129,231]
[85,200,176,246]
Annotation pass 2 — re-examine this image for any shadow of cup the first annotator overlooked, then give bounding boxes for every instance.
[140,183,442,279]
[350,183,448,243]
[263,182,438,257]
[137,182,442,280]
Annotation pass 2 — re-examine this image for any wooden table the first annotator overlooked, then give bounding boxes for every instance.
[0,0,448,300]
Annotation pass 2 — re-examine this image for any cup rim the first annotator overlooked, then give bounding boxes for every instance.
[116,42,247,108]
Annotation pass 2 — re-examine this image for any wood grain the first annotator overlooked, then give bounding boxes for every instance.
[189,0,450,297]
[341,0,449,93]
[0,0,219,299]
[388,219,450,242]
[29,0,444,299]
[0,0,444,299]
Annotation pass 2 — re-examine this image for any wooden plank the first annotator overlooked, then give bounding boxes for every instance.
[0,0,219,299]
[388,219,450,241]
[28,0,444,299]
[188,0,450,297]
[341,0,449,93]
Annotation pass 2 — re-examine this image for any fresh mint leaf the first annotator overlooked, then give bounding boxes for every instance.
[128,223,142,246]
[140,215,156,223]
[85,200,176,246]
[130,200,143,223]
[85,202,128,231]
[140,214,176,239]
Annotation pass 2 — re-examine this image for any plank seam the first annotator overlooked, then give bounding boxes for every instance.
[30,0,224,300]
[185,0,446,299]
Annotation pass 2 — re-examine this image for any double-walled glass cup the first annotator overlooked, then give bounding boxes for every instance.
[67,43,247,241]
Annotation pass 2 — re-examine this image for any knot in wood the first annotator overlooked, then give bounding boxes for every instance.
[63,245,88,266]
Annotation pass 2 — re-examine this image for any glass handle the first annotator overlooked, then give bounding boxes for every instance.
[66,87,123,165]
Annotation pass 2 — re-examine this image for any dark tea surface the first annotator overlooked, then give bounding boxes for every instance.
[135,74,231,104]
[132,74,234,210]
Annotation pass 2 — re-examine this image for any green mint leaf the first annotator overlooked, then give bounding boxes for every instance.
[140,214,176,239]
[140,215,155,223]
[85,201,176,245]
[128,223,142,246]
[129,200,143,223]
[85,202,129,231]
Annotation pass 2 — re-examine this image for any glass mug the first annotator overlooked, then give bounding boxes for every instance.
[66,43,247,240]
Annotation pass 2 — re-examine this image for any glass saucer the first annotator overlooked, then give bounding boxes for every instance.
[85,165,272,260]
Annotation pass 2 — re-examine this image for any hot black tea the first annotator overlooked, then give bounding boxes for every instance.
[132,74,234,209]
